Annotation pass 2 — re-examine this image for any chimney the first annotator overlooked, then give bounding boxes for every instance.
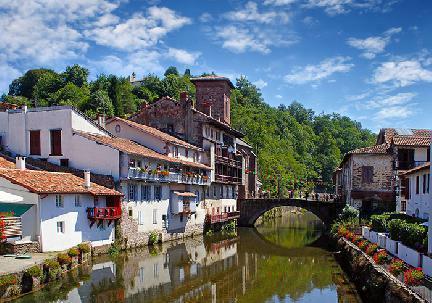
[96,114,106,128]
[84,171,91,188]
[16,156,26,170]
[22,105,28,113]
[129,72,136,82]
[180,91,188,102]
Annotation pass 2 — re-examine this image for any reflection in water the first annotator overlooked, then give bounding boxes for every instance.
[14,212,362,303]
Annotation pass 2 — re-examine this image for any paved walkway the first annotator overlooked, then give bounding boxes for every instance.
[0,253,56,275]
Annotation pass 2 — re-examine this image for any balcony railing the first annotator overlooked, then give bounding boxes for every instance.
[128,168,211,185]
[0,217,22,239]
[171,201,197,214]
[215,155,242,168]
[87,207,121,220]
[215,174,242,184]
[396,161,428,170]
[206,211,240,224]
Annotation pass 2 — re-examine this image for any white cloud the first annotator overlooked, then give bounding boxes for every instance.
[363,92,416,109]
[284,56,353,85]
[199,12,213,23]
[253,79,268,89]
[375,105,414,119]
[373,60,432,87]
[225,2,290,24]
[85,7,191,51]
[346,91,371,101]
[275,94,283,99]
[303,0,400,15]
[264,0,297,5]
[347,27,401,59]
[167,48,201,65]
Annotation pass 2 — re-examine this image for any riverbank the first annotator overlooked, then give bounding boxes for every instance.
[334,236,426,303]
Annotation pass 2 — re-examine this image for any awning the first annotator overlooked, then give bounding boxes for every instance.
[0,190,24,203]
[0,203,33,217]
[173,191,196,197]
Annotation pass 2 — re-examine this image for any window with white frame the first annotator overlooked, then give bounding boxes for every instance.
[128,184,137,201]
[57,221,65,233]
[141,185,151,201]
[55,195,64,208]
[154,186,162,201]
[74,195,81,207]
[138,211,144,225]
[153,209,158,224]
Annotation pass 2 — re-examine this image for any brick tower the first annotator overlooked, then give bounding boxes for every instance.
[190,76,234,125]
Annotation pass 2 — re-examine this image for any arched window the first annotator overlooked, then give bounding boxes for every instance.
[115,124,121,133]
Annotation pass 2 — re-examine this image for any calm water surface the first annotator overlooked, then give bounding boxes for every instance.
[15,211,362,303]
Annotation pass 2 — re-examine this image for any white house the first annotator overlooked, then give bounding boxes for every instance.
[403,163,430,219]
[0,157,123,252]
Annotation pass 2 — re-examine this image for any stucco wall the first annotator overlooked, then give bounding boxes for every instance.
[407,170,430,219]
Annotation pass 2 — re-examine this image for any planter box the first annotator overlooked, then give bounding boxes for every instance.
[362,226,370,239]
[422,255,432,277]
[377,233,388,248]
[385,237,400,256]
[398,243,421,267]
[369,231,378,244]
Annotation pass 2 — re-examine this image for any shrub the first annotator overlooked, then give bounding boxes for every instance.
[400,223,427,250]
[388,219,405,241]
[337,226,349,237]
[108,243,120,257]
[339,205,359,221]
[57,253,72,265]
[371,214,390,232]
[148,231,159,245]
[389,259,405,276]
[352,235,363,244]
[67,247,80,257]
[373,250,389,264]
[44,259,60,270]
[0,274,17,288]
[358,240,369,251]
[25,265,43,278]
[404,268,425,286]
[366,243,378,256]
[77,243,91,254]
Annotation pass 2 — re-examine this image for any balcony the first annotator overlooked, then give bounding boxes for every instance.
[396,161,428,171]
[215,155,242,168]
[128,167,210,185]
[215,174,242,184]
[87,207,122,220]
[0,217,22,239]
[171,200,197,214]
[206,211,240,224]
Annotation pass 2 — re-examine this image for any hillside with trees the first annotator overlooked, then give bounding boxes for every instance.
[1,65,376,195]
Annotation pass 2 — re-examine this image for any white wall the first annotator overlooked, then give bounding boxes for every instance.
[39,194,114,252]
[414,147,429,162]
[407,170,430,219]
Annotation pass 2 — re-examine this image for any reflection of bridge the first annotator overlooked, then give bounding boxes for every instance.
[237,199,345,227]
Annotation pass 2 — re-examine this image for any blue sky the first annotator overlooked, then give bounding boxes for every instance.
[1,0,431,131]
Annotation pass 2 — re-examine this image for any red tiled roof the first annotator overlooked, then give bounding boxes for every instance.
[392,135,431,147]
[106,117,201,150]
[0,156,16,169]
[349,143,389,154]
[190,75,234,88]
[378,128,432,146]
[74,131,211,170]
[0,168,122,196]
[403,162,430,175]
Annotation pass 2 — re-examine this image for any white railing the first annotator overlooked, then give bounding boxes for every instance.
[128,168,211,185]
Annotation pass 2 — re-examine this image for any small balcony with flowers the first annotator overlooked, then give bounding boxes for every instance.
[170,192,197,214]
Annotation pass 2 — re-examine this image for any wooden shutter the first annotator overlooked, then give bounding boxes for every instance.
[50,129,62,156]
[29,130,41,155]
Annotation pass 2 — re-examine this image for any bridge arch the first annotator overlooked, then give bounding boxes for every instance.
[237,199,345,228]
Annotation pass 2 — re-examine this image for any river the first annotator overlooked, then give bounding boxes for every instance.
[14,210,362,303]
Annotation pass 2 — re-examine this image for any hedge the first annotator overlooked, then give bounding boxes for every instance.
[388,219,427,250]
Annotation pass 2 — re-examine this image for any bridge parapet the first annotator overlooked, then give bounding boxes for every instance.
[237,198,345,227]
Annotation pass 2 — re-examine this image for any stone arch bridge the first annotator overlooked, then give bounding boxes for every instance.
[237,198,346,227]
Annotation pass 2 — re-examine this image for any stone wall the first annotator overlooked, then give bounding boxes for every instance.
[336,237,425,303]
[0,241,40,254]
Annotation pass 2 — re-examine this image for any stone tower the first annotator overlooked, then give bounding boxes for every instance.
[190,76,234,125]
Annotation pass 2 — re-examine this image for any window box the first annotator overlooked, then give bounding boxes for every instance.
[362,226,370,239]
[385,237,400,255]
[377,233,388,248]
[398,243,421,267]
[369,231,378,244]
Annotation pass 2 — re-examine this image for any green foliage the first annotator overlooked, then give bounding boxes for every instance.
[108,243,120,257]
[164,66,179,77]
[63,64,89,87]
[388,219,427,250]
[148,231,159,245]
[339,205,359,221]
[9,68,56,99]
[370,214,390,232]
[25,265,43,278]
[77,243,91,254]
[43,259,60,270]
[49,82,90,108]
[0,274,17,288]
[57,253,72,265]
[221,220,237,236]
[67,247,80,257]
[0,95,31,107]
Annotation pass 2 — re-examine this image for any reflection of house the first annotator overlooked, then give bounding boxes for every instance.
[0,157,122,252]
[402,163,430,219]
[130,76,255,226]
[335,128,431,215]
[236,139,258,199]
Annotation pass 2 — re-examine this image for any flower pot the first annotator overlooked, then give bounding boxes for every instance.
[385,237,400,255]
[362,226,370,239]
[369,231,378,244]
[422,255,432,277]
[398,243,421,267]
[377,233,388,248]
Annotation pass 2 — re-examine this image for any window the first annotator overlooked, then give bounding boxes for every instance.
[361,166,374,184]
[74,195,81,207]
[55,195,64,208]
[428,174,430,194]
[162,214,167,228]
[232,186,236,199]
[128,184,137,201]
[401,201,406,212]
[416,175,420,194]
[57,221,65,233]
[154,186,162,201]
[153,209,157,224]
[167,124,174,133]
[213,185,217,198]
[50,129,62,156]
[128,207,133,217]
[138,211,144,225]
[180,214,183,222]
[141,185,151,201]
[195,190,200,206]
[60,159,69,167]
[216,131,221,141]
[173,146,179,158]
[423,174,427,194]
[193,152,199,162]
[115,125,121,133]
[29,130,41,155]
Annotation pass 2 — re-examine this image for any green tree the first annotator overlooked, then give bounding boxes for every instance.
[164,66,179,77]
[33,72,64,106]
[0,95,32,107]
[132,86,158,103]
[8,69,56,99]
[49,83,89,108]
[84,90,114,118]
[63,64,89,87]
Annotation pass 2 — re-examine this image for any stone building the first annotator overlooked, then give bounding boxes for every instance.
[335,128,431,215]
[130,75,259,225]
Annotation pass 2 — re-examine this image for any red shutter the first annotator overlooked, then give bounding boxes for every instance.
[29,130,41,155]
[50,129,62,156]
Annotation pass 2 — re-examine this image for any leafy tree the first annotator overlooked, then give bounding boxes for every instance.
[117,78,138,115]
[49,83,89,108]
[33,72,64,106]
[84,90,114,118]
[62,64,89,87]
[184,69,191,77]
[132,86,158,103]
[0,95,31,107]
[164,66,179,77]
[8,69,56,99]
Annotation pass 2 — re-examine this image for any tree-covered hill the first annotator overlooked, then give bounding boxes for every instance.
[1,65,376,195]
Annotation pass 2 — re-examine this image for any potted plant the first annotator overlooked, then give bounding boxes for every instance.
[43,259,61,282]
[67,247,80,268]
[0,274,19,299]
[23,265,43,292]
[366,243,378,256]
[373,250,389,264]
[57,253,72,271]
[404,268,425,286]
[77,243,91,263]
[389,259,405,277]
